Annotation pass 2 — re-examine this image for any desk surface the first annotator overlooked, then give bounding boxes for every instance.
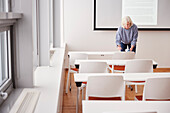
[74,73,170,82]
[82,101,170,113]
[68,51,119,55]
[75,59,157,65]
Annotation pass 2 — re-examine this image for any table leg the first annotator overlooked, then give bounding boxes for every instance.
[66,67,70,93]
[112,65,114,73]
[76,82,82,113]
[76,87,80,113]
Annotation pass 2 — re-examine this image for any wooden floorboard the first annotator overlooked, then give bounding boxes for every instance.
[62,68,170,113]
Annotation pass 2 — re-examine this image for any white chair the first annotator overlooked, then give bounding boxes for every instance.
[79,61,108,99]
[125,59,153,73]
[112,51,135,60]
[66,53,88,93]
[142,77,170,101]
[86,75,125,101]
[110,52,135,73]
[79,61,108,73]
[125,59,153,93]
[87,54,115,73]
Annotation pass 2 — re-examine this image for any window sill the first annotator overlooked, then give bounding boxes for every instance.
[0,12,22,20]
[0,12,22,27]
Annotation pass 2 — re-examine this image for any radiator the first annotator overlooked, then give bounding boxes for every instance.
[9,89,40,113]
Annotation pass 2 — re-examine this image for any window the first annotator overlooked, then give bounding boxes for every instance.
[0,1,22,103]
[0,0,9,12]
[0,29,12,105]
[0,0,13,105]
[0,30,11,88]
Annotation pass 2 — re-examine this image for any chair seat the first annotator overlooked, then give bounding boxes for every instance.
[89,96,121,100]
[136,95,170,101]
[71,68,79,71]
[146,99,170,101]
[109,65,125,71]
[130,81,145,83]
[136,95,143,101]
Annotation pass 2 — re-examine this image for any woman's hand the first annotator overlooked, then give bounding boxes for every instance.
[130,45,135,51]
[117,45,122,51]
[130,48,133,51]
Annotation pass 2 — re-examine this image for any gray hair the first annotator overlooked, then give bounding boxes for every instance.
[121,16,133,28]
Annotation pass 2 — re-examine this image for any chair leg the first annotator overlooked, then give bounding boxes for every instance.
[81,84,87,100]
[69,73,71,91]
[85,86,88,100]
[128,85,133,91]
[82,87,84,100]
[135,85,138,93]
[112,65,114,73]
[66,69,70,94]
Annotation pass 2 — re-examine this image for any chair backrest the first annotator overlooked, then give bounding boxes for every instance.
[143,77,170,101]
[125,59,153,73]
[112,52,135,60]
[86,75,125,100]
[79,62,108,73]
[69,53,88,66]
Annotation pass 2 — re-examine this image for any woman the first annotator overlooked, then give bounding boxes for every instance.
[116,16,138,52]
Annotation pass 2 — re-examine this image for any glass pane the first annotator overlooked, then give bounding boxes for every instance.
[0,31,8,86]
[0,0,9,12]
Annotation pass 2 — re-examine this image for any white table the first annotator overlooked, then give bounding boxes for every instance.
[68,51,157,72]
[68,51,135,61]
[74,73,170,82]
[75,59,157,66]
[83,101,170,113]
[75,59,158,72]
[74,73,170,113]
[68,51,118,55]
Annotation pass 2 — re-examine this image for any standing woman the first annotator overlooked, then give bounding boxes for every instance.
[116,16,138,52]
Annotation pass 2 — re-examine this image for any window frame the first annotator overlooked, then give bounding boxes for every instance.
[0,30,11,87]
[0,28,12,104]
[0,0,13,105]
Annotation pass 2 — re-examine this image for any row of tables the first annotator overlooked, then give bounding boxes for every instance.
[75,73,170,113]
[68,51,168,113]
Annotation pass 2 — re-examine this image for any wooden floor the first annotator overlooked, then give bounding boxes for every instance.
[62,68,170,113]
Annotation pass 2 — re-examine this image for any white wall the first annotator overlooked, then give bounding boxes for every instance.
[64,0,170,67]
[53,0,64,47]
[54,0,61,47]
[39,0,50,66]
[136,31,170,67]
[32,0,39,70]
[12,0,34,87]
